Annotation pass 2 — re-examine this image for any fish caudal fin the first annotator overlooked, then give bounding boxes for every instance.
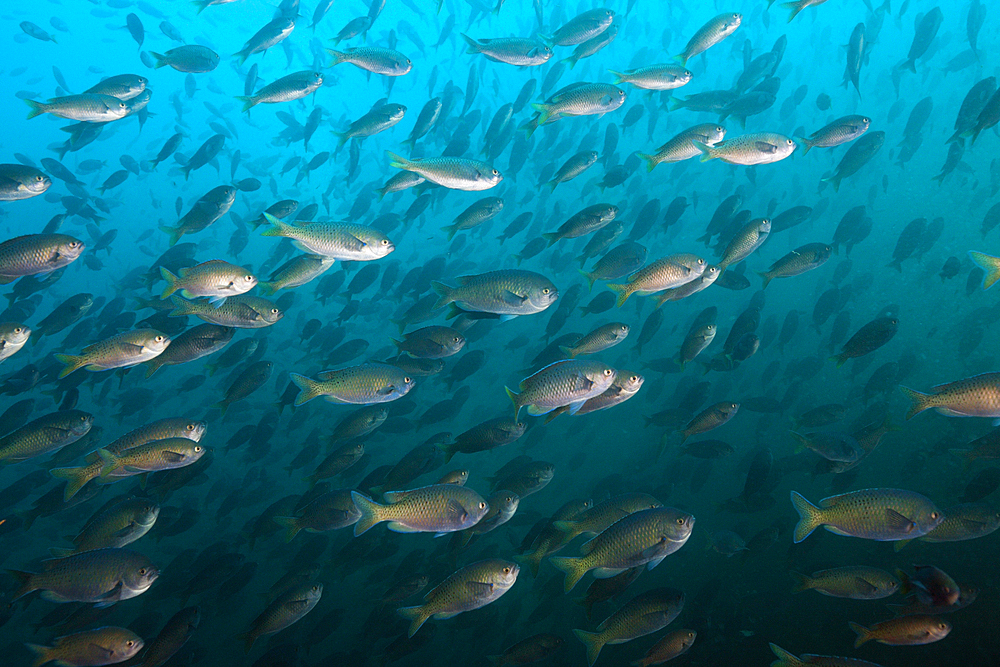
[24,100,48,120]
[289,373,324,406]
[969,251,1000,289]
[430,281,454,311]
[693,141,716,162]
[259,212,291,237]
[53,353,86,379]
[159,267,180,299]
[849,621,872,648]
[504,387,522,420]
[397,605,431,638]
[789,571,812,594]
[573,629,606,667]
[899,386,934,420]
[606,283,631,307]
[25,644,52,667]
[350,491,385,536]
[790,491,823,543]
[768,643,805,667]
[549,556,587,592]
[273,516,302,542]
[49,466,93,502]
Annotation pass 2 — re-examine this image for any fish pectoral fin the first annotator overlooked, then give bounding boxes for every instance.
[162,450,187,463]
[376,384,397,395]
[93,581,124,607]
[283,599,312,613]
[345,234,368,250]
[571,374,595,392]
[500,290,528,306]
[465,581,495,596]
[754,141,778,154]
[824,525,852,536]
[86,643,116,661]
[959,518,988,532]
[853,577,879,596]
[566,400,587,415]
[526,404,555,416]
[884,508,917,533]
[112,522,138,539]
[444,499,468,522]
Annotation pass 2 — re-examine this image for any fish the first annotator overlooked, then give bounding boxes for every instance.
[850,616,951,647]
[631,629,696,667]
[790,566,899,599]
[550,507,694,592]
[151,45,220,72]
[757,243,832,288]
[542,8,615,46]
[768,644,883,667]
[9,548,160,606]
[0,322,30,364]
[573,588,685,666]
[830,316,898,366]
[674,13,742,66]
[695,132,796,165]
[168,295,283,328]
[790,488,944,543]
[433,270,558,319]
[397,559,519,637]
[237,71,322,112]
[798,115,870,154]
[901,372,1000,419]
[609,65,691,91]
[238,582,322,653]
[506,360,616,418]
[638,124,726,171]
[0,234,85,283]
[327,47,412,75]
[462,35,553,67]
[290,362,415,405]
[608,254,706,306]
[54,329,171,378]
[387,152,502,191]
[0,163,52,201]
[0,410,93,464]
[26,627,144,667]
[822,130,885,191]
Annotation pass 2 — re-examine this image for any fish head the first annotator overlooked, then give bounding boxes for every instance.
[620,372,644,392]
[3,324,31,346]
[526,281,558,310]
[23,171,51,195]
[59,237,87,262]
[492,561,520,589]
[137,502,160,526]
[183,420,208,441]
[126,561,161,591]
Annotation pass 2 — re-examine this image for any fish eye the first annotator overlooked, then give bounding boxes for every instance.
[492,169,499,175]
[630,375,639,382]
[126,641,134,647]
[138,568,147,575]
[155,335,164,342]
[312,585,319,592]
[404,376,412,383]
[542,288,550,294]
[271,309,279,314]
[604,369,613,376]
[14,327,23,333]
[787,139,794,145]
[938,623,947,629]
[35,175,43,182]
[479,502,486,509]
[453,337,461,342]
[381,239,389,245]
[187,424,195,430]
[245,275,253,281]
[863,117,870,123]
[676,517,685,525]
[503,567,511,573]
[930,512,939,519]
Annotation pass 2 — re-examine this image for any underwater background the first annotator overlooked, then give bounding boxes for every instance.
[0,0,999,665]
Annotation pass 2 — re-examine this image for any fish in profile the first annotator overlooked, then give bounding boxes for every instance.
[432,270,558,319]
[550,507,694,592]
[168,295,283,329]
[150,45,220,72]
[506,360,616,418]
[609,65,691,90]
[9,547,159,606]
[397,559,519,637]
[0,322,30,364]
[638,124,726,171]
[0,234,84,283]
[261,213,394,261]
[350,484,488,536]
[160,260,257,306]
[821,131,885,191]
[849,616,951,648]
[387,152,502,191]
[695,132,796,165]
[326,47,412,76]
[54,496,160,556]
[573,588,685,666]
[901,372,1000,420]
[0,410,93,464]
[25,94,129,122]
[138,606,200,667]
[607,254,706,306]
[487,634,564,666]
[462,35,553,67]
[790,566,899,599]
[790,488,944,543]
[631,629,696,667]
[894,502,1000,549]
[830,316,898,367]
[238,582,322,653]
[54,329,171,378]
[290,362,415,405]
[236,70,322,112]
[757,243,832,289]
[26,627,144,667]
[542,8,614,46]
[673,13,742,66]
[798,115,870,154]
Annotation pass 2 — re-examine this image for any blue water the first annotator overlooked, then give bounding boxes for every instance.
[0,0,998,665]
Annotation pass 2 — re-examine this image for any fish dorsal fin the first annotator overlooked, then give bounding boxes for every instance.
[383,489,414,503]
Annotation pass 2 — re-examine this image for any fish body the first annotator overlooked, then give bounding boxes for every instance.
[55,329,171,378]
[327,47,412,75]
[397,559,519,637]
[9,548,159,605]
[462,35,552,66]
[169,295,283,328]
[696,132,796,165]
[26,627,143,667]
[387,152,502,191]
[901,372,1000,419]
[240,582,322,652]
[638,124,726,171]
[823,131,885,191]
[799,115,870,154]
[0,410,93,464]
[609,65,691,91]
[674,13,742,65]
[261,213,394,260]
[433,270,558,317]
[0,164,52,201]
[26,94,128,122]
[0,234,84,283]
[238,71,322,112]
[507,359,616,418]
[574,588,685,667]
[151,45,220,72]
[758,243,832,288]
[290,362,415,405]
[791,488,944,543]
[790,566,899,599]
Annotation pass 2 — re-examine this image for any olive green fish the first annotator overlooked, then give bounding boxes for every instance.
[239,582,323,653]
[169,295,283,328]
[901,371,1000,420]
[0,322,30,363]
[237,70,322,112]
[55,329,171,378]
[791,488,944,543]
[26,94,129,122]
[9,547,160,605]
[290,362,415,405]
[638,123,726,171]
[574,588,685,666]
[26,627,144,667]
[432,269,558,318]
[790,566,899,599]
[0,233,84,284]
[674,13,742,66]
[160,260,257,304]
[261,213,394,260]
[0,164,51,201]
[387,152,502,191]
[507,359,616,418]
[0,410,93,464]
[351,484,489,536]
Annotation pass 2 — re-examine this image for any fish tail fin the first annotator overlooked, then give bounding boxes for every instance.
[549,556,586,593]
[273,516,302,543]
[828,353,848,368]
[211,399,229,417]
[790,490,823,543]
[899,58,916,73]
[672,54,688,66]
[797,139,813,155]
[386,151,412,171]
[693,140,715,162]
[53,353,85,379]
[782,0,806,22]
[577,269,597,291]
[25,643,51,667]
[49,466,92,501]
[756,271,772,289]
[607,69,625,84]
[397,605,431,638]
[24,99,48,120]
[849,621,872,648]
[573,629,606,667]
[558,345,577,358]
[256,281,276,296]
[150,51,168,68]
[541,232,559,247]
[440,224,459,241]
[768,643,805,667]
[325,49,346,66]
[822,173,843,192]
[259,212,290,237]
[158,225,182,247]
[512,550,543,578]
[637,153,658,172]
[236,96,256,113]
[159,267,180,299]
[430,281,454,311]
[437,441,456,464]
[899,385,934,420]
[530,102,552,126]
[350,491,385,536]
[236,631,255,654]
[460,33,481,54]
[969,251,1000,289]
[893,539,912,552]
[505,386,522,420]
[168,295,194,318]
[789,571,812,594]
[606,283,631,307]
[289,373,323,406]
